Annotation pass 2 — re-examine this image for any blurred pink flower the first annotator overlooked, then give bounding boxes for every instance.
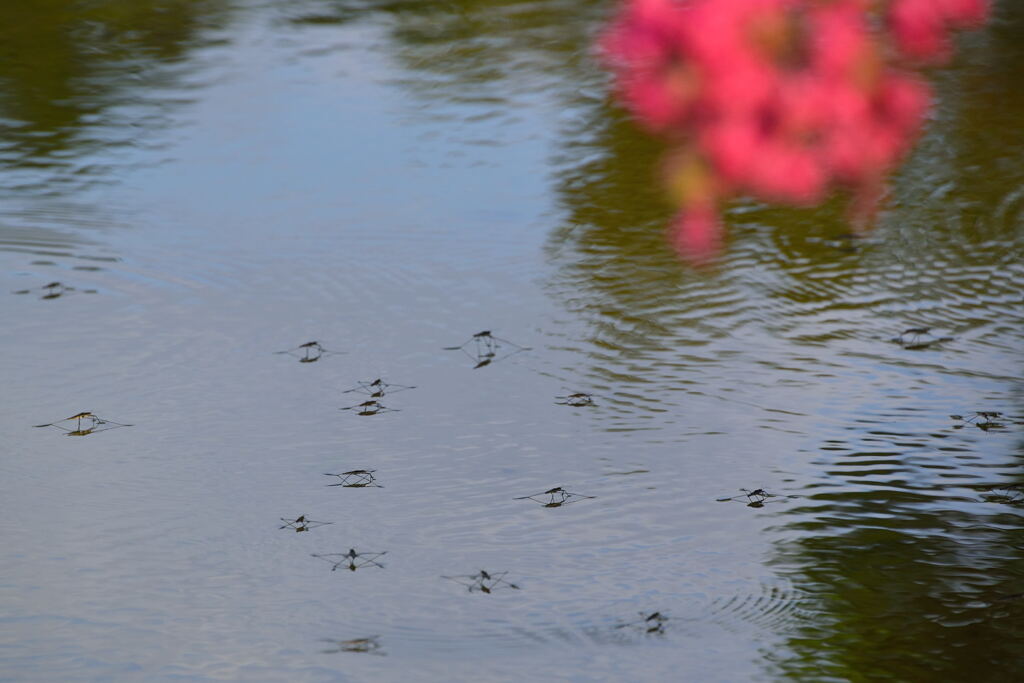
[601,0,697,132]
[808,3,875,80]
[701,118,762,187]
[671,202,722,265]
[941,0,988,26]
[748,140,826,205]
[888,0,952,60]
[887,0,988,61]
[600,0,987,265]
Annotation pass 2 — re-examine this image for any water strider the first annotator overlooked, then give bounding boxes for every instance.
[342,378,416,398]
[951,411,1008,430]
[442,569,520,594]
[444,330,530,368]
[717,488,796,508]
[891,327,955,350]
[33,412,132,436]
[323,469,382,487]
[273,341,343,363]
[311,548,386,572]
[279,515,332,532]
[515,487,596,507]
[555,392,596,406]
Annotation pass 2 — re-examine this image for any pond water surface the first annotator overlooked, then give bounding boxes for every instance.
[2,1,1022,681]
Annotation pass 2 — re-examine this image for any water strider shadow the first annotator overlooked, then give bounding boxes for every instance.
[441,569,520,594]
[515,486,596,508]
[13,281,97,300]
[615,611,669,635]
[273,341,344,363]
[320,636,384,655]
[324,469,382,488]
[443,330,530,369]
[890,327,955,350]
[311,548,387,572]
[33,412,131,436]
[279,515,333,532]
[340,400,398,416]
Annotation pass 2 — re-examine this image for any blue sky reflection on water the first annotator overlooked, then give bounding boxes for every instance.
[1,1,1022,681]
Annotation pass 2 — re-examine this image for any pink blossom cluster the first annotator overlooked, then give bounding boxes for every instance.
[600,0,988,262]
[888,0,988,60]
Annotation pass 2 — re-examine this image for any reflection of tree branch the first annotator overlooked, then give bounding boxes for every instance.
[0,0,231,195]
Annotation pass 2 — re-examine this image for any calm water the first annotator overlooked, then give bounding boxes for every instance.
[2,1,1022,681]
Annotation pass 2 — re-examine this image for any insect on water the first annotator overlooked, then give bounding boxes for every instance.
[279,515,333,532]
[323,470,382,488]
[311,548,387,572]
[977,484,1024,506]
[555,392,596,407]
[342,378,415,399]
[442,569,520,594]
[716,488,794,507]
[273,341,343,363]
[950,411,1007,430]
[33,412,132,436]
[890,327,954,350]
[443,330,530,368]
[514,486,596,508]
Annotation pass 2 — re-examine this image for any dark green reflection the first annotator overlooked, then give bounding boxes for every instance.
[0,0,229,195]
[766,443,1024,680]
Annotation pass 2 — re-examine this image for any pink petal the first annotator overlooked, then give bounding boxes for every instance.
[671,203,723,266]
